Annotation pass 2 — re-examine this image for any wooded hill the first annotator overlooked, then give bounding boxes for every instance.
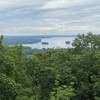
[0,33,100,100]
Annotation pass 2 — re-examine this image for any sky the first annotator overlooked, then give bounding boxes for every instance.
[0,0,100,35]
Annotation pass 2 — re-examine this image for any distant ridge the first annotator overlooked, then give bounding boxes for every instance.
[3,35,76,45]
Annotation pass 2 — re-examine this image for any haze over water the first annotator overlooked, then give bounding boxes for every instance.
[23,36,75,49]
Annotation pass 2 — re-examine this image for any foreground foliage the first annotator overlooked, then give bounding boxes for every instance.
[0,33,100,100]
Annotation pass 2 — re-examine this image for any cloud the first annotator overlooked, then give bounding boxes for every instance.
[40,0,84,9]
[39,0,100,10]
[0,0,100,35]
[0,19,99,36]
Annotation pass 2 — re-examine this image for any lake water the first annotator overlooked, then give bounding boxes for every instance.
[23,37,75,49]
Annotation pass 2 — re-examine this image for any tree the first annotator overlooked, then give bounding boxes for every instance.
[0,35,3,46]
[71,33,100,100]
[0,74,17,100]
[72,32,100,53]
[49,86,75,100]
[38,69,56,100]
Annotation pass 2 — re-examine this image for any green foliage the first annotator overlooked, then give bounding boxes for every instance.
[0,74,17,100]
[0,33,100,100]
[49,86,75,100]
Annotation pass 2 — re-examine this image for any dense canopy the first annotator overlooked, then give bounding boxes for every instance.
[0,33,100,100]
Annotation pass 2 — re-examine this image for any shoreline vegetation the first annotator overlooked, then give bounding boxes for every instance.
[0,32,100,100]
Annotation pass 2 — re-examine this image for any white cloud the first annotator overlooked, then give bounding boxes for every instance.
[0,0,100,35]
[40,0,88,9]
[0,19,99,35]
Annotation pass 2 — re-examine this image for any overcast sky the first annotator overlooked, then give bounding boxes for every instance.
[0,0,100,35]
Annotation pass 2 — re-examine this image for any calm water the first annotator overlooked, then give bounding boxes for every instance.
[23,37,75,49]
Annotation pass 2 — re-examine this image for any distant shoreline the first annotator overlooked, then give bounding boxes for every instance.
[3,35,76,45]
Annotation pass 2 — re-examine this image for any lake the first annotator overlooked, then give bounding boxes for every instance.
[23,36,75,49]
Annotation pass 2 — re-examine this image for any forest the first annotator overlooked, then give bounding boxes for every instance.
[0,32,100,100]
